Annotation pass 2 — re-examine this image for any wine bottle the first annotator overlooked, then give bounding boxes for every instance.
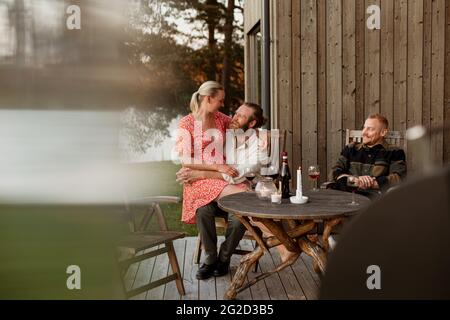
[280,152,291,199]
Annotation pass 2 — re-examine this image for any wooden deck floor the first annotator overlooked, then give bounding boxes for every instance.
[124,236,321,300]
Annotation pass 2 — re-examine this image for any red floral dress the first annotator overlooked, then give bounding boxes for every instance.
[176,112,247,224]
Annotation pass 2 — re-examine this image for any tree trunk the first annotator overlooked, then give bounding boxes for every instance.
[14,0,26,66]
[222,0,235,114]
[205,0,219,81]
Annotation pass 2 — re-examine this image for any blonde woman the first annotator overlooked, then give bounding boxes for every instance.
[176,81,249,226]
[175,81,249,279]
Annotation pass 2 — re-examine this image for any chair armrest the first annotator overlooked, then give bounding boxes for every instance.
[125,196,180,232]
[320,182,336,189]
[385,185,400,194]
[130,196,181,205]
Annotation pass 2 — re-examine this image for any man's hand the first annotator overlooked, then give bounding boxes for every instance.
[215,164,239,177]
[354,175,376,189]
[176,167,203,184]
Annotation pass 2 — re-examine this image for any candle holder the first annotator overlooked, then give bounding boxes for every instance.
[291,166,308,204]
[271,193,282,204]
[290,191,309,204]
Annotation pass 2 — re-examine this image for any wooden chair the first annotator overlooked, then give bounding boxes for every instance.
[193,129,286,268]
[345,129,404,149]
[260,128,286,175]
[117,196,185,299]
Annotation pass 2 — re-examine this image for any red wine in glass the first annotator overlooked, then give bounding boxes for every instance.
[308,173,320,180]
[243,168,256,190]
[308,165,320,191]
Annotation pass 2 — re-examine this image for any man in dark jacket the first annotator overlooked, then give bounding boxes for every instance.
[331,114,407,196]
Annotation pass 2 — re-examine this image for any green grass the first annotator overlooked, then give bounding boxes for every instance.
[0,162,203,299]
[0,161,199,299]
[0,206,127,299]
[123,161,198,236]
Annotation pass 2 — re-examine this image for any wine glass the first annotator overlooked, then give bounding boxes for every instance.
[347,176,359,206]
[308,165,320,191]
[244,167,256,189]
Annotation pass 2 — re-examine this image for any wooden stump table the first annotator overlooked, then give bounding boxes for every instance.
[217,189,370,300]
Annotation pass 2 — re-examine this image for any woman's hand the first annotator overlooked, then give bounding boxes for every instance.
[215,164,239,177]
[176,168,203,184]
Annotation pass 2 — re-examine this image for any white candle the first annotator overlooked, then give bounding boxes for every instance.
[297,166,303,198]
[271,193,282,204]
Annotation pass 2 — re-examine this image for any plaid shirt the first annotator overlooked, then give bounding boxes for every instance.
[331,140,407,192]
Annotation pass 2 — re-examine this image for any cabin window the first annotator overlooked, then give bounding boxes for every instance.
[247,23,262,106]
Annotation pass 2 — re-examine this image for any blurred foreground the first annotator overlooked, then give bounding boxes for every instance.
[0,1,183,298]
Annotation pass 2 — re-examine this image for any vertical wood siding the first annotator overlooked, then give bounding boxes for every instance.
[326,0,343,174]
[245,0,448,186]
[292,0,302,173]
[316,0,327,187]
[301,0,318,179]
[365,0,381,116]
[445,0,450,163]
[277,0,293,159]
[407,0,424,171]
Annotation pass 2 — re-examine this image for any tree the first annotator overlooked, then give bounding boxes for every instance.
[123,0,245,155]
[175,0,245,114]
[10,0,26,65]
[221,0,235,110]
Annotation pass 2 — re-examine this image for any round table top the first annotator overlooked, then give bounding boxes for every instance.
[217,189,371,220]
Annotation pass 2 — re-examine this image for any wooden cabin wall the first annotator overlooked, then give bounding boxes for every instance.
[246,0,450,188]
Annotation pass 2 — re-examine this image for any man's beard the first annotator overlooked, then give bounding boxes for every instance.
[230,121,249,131]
